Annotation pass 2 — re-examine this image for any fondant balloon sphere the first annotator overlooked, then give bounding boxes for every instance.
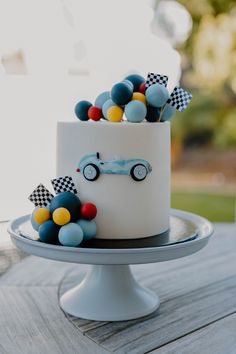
[145,83,169,108]
[49,192,81,222]
[139,82,146,94]
[80,203,97,220]
[59,223,84,247]
[125,74,145,91]
[132,92,146,105]
[53,207,71,226]
[122,79,134,91]
[146,105,161,122]
[88,106,102,121]
[125,101,147,123]
[77,219,97,240]
[111,82,133,105]
[102,99,116,119]
[160,104,176,121]
[31,210,40,231]
[107,106,123,122]
[74,100,92,121]
[33,207,50,225]
[39,220,60,244]
[95,91,110,108]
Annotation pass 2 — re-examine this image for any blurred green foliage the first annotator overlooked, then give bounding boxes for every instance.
[171,0,236,148]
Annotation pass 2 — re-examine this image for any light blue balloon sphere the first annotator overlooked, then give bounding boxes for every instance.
[122,80,134,91]
[146,83,169,108]
[59,223,84,247]
[161,104,176,121]
[31,209,40,231]
[102,99,116,119]
[95,91,110,109]
[125,100,147,123]
[77,219,97,241]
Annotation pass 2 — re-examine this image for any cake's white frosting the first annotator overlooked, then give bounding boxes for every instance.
[57,121,170,239]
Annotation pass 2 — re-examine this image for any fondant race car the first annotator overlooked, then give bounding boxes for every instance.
[77,152,152,182]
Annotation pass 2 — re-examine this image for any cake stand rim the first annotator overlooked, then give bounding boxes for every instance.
[8,209,213,265]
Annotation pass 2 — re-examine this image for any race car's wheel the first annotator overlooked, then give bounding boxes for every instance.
[83,164,100,181]
[130,164,147,181]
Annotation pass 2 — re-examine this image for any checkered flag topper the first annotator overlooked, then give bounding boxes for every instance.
[146,72,168,88]
[51,176,77,195]
[29,184,54,207]
[167,87,192,112]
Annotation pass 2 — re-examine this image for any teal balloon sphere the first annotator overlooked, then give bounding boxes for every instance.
[102,99,116,119]
[59,223,84,247]
[49,192,81,222]
[146,83,169,108]
[95,91,110,109]
[39,220,60,244]
[125,100,147,123]
[74,100,92,121]
[77,219,97,241]
[160,104,176,121]
[124,74,145,91]
[111,82,133,105]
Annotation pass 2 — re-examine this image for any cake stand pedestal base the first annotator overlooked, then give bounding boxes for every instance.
[60,264,159,321]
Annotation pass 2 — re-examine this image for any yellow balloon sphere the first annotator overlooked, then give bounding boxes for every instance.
[53,207,71,226]
[34,208,50,225]
[107,106,123,122]
[132,92,146,105]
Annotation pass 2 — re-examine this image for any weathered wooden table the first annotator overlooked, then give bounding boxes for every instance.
[1,223,236,354]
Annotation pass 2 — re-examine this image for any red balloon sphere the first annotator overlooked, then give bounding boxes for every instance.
[88,106,102,121]
[139,82,146,94]
[80,203,97,220]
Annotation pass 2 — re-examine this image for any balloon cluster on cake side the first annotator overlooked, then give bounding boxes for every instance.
[28,177,97,247]
[75,72,192,123]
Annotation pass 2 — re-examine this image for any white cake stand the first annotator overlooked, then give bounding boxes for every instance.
[8,209,213,321]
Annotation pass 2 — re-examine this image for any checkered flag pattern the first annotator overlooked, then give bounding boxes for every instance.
[51,176,77,195]
[146,73,168,88]
[167,87,192,112]
[29,184,54,207]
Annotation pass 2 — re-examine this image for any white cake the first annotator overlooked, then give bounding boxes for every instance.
[57,121,170,240]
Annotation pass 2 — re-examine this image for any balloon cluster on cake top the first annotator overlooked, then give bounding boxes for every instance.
[28,176,97,247]
[75,72,192,123]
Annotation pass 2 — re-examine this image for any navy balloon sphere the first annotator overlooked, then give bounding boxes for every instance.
[160,104,176,121]
[49,192,81,221]
[102,99,116,119]
[111,82,133,106]
[95,91,110,109]
[146,105,161,122]
[124,74,145,91]
[125,101,147,123]
[75,100,92,121]
[146,84,169,107]
[39,220,59,244]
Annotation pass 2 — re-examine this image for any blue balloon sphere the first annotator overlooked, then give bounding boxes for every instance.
[75,100,92,121]
[146,105,161,122]
[95,91,110,109]
[102,99,116,119]
[124,74,145,91]
[49,192,81,222]
[125,100,147,123]
[111,82,133,105]
[59,223,84,247]
[31,211,40,231]
[122,80,134,91]
[39,220,59,244]
[160,104,176,121]
[77,219,97,241]
[145,84,169,108]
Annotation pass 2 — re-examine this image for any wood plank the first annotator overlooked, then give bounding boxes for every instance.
[150,312,236,354]
[85,275,236,353]
[0,286,110,354]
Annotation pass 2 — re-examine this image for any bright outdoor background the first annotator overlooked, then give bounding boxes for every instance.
[0,0,236,224]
